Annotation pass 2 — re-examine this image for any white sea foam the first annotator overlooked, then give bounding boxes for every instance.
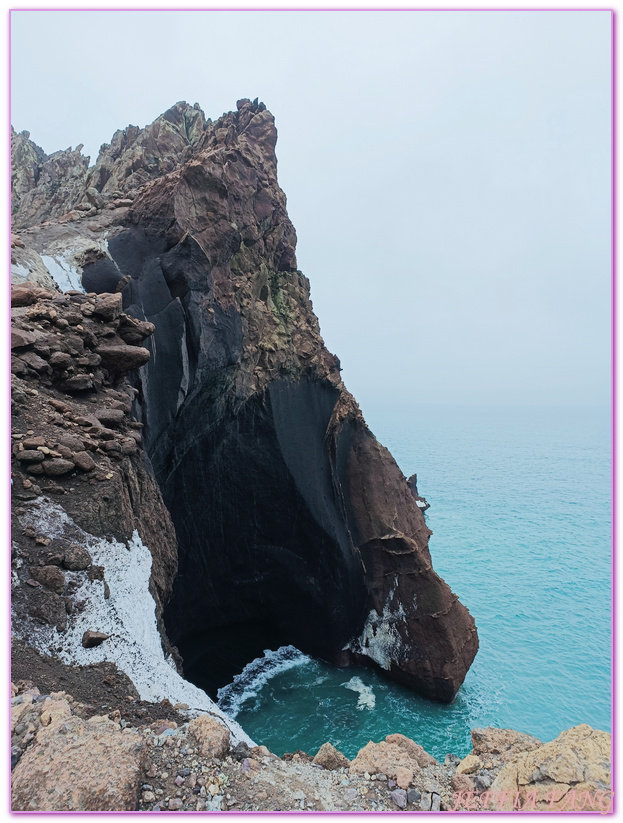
[342,675,376,710]
[345,575,408,670]
[12,497,253,745]
[217,646,309,717]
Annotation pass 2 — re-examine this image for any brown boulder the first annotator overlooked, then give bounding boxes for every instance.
[22,436,46,448]
[188,715,230,759]
[94,408,125,427]
[11,707,144,810]
[312,742,350,770]
[11,328,38,349]
[54,433,84,450]
[49,351,73,369]
[92,293,122,321]
[97,345,150,372]
[350,733,436,780]
[18,351,49,373]
[30,565,65,593]
[11,282,56,306]
[15,450,45,463]
[72,451,96,472]
[82,631,110,648]
[487,725,611,811]
[62,544,92,570]
[42,458,75,476]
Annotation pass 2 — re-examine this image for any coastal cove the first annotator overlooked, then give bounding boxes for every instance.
[217,403,611,760]
[9,85,611,810]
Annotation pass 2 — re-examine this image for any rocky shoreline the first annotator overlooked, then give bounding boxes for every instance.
[11,676,611,812]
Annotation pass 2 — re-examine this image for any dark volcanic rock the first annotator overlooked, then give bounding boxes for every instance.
[101,98,478,701]
[82,631,110,648]
[11,98,478,706]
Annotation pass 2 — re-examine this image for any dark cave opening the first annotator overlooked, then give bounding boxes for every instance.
[174,622,294,700]
[91,227,369,703]
[157,378,369,703]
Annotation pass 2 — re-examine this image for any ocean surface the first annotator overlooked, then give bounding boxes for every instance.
[217,404,611,761]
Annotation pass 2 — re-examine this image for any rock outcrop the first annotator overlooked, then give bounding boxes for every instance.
[11,690,145,811]
[11,98,478,703]
[119,98,478,701]
[10,281,176,621]
[11,128,90,229]
[11,102,207,232]
[486,724,612,811]
[9,283,251,749]
[9,99,611,815]
[349,733,437,783]
[84,101,206,199]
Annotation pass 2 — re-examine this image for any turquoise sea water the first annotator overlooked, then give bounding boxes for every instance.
[217,404,611,760]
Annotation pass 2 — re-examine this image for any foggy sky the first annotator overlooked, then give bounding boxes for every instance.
[10,10,612,409]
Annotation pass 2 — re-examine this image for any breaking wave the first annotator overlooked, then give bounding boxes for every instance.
[217,645,309,717]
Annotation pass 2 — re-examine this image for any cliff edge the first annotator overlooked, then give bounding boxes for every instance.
[11,98,478,706]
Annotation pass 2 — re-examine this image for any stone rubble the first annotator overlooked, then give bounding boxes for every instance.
[10,681,611,814]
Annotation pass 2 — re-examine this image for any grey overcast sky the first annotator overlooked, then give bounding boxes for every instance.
[10,10,612,409]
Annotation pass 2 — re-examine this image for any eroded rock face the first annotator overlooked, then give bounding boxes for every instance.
[85,101,206,198]
[11,102,206,233]
[116,98,477,701]
[11,98,478,703]
[11,128,90,230]
[470,726,543,763]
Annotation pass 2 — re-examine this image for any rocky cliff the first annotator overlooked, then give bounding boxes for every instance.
[11,98,478,708]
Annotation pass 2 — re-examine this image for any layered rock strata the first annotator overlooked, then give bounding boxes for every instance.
[11,98,478,703]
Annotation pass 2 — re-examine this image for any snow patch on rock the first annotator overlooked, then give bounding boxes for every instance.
[12,497,253,745]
